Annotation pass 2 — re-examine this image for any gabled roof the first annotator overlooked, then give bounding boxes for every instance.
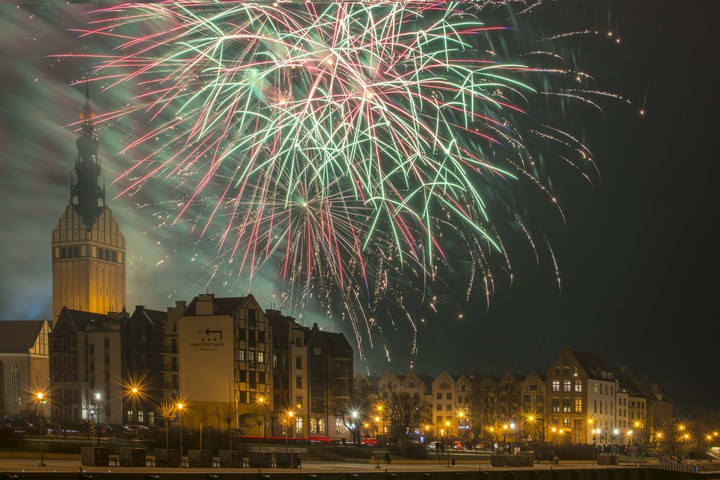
[0,320,47,353]
[569,348,614,380]
[183,295,249,316]
[613,368,645,397]
[131,306,167,326]
[56,308,111,333]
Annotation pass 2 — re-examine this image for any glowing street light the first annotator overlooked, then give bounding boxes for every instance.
[36,392,47,467]
[374,416,381,469]
[256,394,268,467]
[176,402,184,463]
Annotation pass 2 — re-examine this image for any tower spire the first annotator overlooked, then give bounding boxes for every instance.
[72,84,104,228]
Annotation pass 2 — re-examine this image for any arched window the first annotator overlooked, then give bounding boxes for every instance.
[10,362,20,406]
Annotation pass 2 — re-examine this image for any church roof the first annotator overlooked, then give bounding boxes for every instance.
[0,320,46,353]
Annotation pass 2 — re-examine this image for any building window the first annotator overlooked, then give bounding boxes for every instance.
[296,396,303,408]
[552,399,560,413]
[594,383,598,393]
[574,380,582,392]
[336,417,345,434]
[239,349,246,361]
[258,352,264,364]
[295,416,303,434]
[552,380,560,392]
[563,381,571,392]
[436,392,442,400]
[562,399,571,413]
[296,357,302,369]
[296,377,302,388]
[10,363,20,406]
[446,393,452,400]
[575,398,583,413]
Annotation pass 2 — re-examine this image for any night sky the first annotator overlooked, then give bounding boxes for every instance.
[1,2,718,415]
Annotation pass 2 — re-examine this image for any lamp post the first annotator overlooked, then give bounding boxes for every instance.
[551,427,561,465]
[36,392,47,467]
[627,430,635,464]
[176,402,184,464]
[527,415,536,448]
[93,392,102,445]
[374,416,381,469]
[445,420,451,467]
[256,394,267,468]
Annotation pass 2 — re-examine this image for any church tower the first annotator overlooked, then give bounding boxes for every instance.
[51,87,126,320]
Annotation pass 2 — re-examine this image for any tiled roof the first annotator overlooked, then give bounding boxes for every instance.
[0,320,45,353]
[570,349,613,380]
[184,296,248,316]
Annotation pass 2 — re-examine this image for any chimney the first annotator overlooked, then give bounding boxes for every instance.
[196,293,215,316]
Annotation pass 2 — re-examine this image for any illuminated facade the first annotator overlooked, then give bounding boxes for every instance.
[0,320,50,416]
[51,88,125,320]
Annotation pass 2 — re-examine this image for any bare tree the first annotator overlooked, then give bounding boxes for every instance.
[157,401,178,449]
[216,403,237,451]
[336,381,375,445]
[382,391,431,456]
[196,405,213,451]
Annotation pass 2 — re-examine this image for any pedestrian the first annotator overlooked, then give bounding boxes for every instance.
[384,452,391,464]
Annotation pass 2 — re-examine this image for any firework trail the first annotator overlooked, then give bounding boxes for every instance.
[66,1,617,360]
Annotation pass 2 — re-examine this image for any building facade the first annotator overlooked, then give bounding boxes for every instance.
[51,90,125,320]
[0,320,51,416]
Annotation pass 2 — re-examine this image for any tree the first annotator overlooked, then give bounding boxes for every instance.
[196,405,212,451]
[216,403,237,451]
[157,401,178,449]
[383,391,431,456]
[336,380,376,445]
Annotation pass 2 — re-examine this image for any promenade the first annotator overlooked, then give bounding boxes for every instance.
[0,453,645,479]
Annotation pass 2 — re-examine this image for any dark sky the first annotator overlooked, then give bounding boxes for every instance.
[0,1,718,415]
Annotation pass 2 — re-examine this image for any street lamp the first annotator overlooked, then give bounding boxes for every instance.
[445,420,451,467]
[256,394,268,468]
[36,392,47,467]
[627,430,635,464]
[176,402,184,463]
[286,410,294,449]
[131,387,139,425]
[527,415,537,447]
[374,416,381,469]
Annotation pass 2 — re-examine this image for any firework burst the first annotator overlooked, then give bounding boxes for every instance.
[65,1,617,360]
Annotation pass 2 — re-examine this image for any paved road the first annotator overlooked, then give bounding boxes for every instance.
[0,456,636,475]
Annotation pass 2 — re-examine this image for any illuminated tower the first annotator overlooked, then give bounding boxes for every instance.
[51,87,126,320]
